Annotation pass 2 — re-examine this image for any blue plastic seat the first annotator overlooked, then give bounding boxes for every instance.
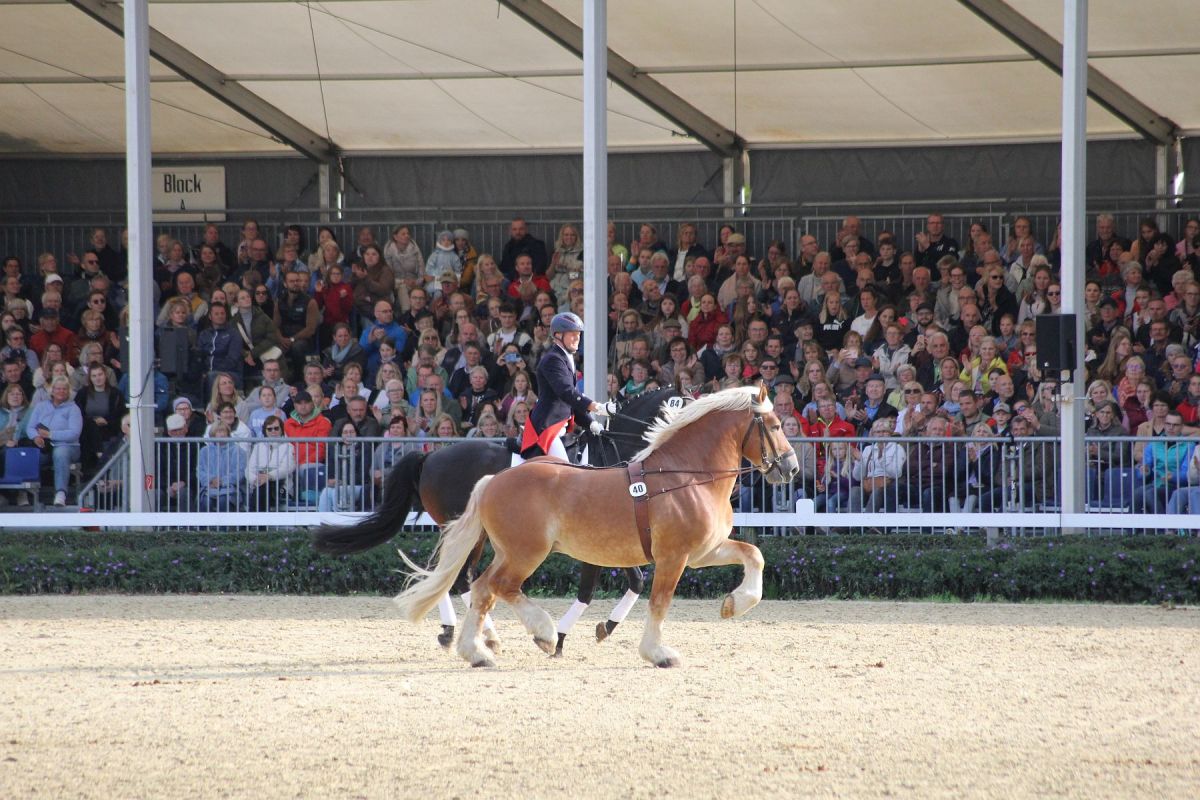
[1101,468,1137,512]
[0,447,40,487]
[0,448,42,508]
[291,463,326,508]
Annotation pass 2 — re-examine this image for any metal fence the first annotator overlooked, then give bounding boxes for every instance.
[798,207,1200,258]
[144,434,448,513]
[0,205,797,277]
[51,433,1200,535]
[798,212,1010,257]
[6,196,1199,279]
[737,434,1063,535]
[78,440,130,513]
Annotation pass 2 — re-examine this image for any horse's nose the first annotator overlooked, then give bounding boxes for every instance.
[784,450,799,481]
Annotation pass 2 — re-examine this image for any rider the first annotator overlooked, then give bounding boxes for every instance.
[520,311,605,460]
[519,311,633,649]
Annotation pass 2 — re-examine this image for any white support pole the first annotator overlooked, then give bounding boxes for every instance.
[582,0,607,402]
[1059,0,1087,533]
[740,149,751,211]
[1172,137,1185,202]
[124,0,154,514]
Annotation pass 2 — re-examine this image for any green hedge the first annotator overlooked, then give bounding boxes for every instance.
[1,530,1197,603]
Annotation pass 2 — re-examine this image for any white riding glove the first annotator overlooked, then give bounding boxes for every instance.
[588,420,604,436]
[594,400,619,417]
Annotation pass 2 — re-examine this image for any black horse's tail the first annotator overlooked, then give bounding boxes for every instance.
[313,450,427,555]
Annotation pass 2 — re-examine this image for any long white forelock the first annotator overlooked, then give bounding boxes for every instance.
[633,386,769,461]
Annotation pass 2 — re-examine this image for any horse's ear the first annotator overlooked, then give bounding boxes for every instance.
[757,383,768,407]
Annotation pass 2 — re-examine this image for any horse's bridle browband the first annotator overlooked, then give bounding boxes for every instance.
[625,411,793,562]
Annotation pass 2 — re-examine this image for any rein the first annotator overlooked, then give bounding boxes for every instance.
[599,411,791,482]
[642,412,790,481]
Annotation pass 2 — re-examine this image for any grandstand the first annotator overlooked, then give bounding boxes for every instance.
[0,0,1198,533]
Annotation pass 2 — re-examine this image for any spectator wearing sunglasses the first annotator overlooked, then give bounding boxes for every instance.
[245,416,296,511]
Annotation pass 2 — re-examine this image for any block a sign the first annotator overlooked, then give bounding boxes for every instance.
[152,166,226,222]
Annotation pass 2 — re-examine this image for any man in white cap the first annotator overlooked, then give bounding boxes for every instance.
[172,396,205,437]
[159,412,195,511]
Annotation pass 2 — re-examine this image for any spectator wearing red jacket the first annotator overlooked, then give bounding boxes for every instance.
[686,293,728,351]
[315,262,355,341]
[285,389,333,465]
[30,308,78,364]
[801,395,855,475]
[505,254,551,309]
[1176,375,1200,424]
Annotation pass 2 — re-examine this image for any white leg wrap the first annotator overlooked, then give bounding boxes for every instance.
[460,591,471,610]
[609,589,639,623]
[436,594,456,627]
[556,599,589,635]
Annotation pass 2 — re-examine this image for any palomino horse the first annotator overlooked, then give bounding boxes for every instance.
[313,388,683,652]
[394,385,799,668]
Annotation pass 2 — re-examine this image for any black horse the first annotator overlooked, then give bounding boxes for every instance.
[313,387,682,653]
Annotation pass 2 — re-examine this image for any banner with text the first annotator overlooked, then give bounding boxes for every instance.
[152,166,226,222]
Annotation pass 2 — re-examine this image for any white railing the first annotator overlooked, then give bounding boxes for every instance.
[5,434,1197,535]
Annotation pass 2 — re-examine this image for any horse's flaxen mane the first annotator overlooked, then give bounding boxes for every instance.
[633,386,770,461]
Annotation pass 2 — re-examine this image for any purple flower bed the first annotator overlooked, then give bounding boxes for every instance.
[0,532,1197,603]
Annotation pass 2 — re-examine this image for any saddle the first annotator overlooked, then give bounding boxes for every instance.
[506,432,586,462]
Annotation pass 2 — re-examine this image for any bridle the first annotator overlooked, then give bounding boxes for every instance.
[739,411,794,481]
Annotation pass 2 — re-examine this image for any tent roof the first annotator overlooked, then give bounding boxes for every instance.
[0,0,1196,156]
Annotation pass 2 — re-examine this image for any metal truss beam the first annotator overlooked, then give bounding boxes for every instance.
[498,0,742,158]
[958,0,1178,144]
[66,0,338,161]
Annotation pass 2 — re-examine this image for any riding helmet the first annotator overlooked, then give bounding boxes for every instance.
[550,311,585,334]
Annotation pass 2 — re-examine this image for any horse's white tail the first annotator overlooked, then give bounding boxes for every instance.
[393,475,493,623]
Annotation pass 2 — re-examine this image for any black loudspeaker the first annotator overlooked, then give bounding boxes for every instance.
[1035,313,1077,375]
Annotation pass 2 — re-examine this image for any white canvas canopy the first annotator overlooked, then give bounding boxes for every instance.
[0,0,1195,156]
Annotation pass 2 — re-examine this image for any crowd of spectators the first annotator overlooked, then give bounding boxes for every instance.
[2,211,1199,517]
[599,213,1200,519]
[1,219,570,510]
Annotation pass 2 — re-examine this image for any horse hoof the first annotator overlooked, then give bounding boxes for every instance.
[470,657,495,669]
[437,625,455,650]
[485,637,501,654]
[720,594,736,619]
[550,647,563,659]
[654,656,681,669]
[534,636,556,655]
[595,622,609,642]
